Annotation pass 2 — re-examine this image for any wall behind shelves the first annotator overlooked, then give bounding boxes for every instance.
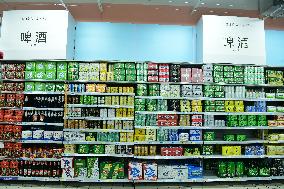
[75,22,284,66]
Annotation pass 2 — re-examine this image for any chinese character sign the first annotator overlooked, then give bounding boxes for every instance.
[197,15,266,65]
[0,10,75,60]
[20,31,47,46]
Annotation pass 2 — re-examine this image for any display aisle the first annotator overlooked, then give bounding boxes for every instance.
[0,60,283,183]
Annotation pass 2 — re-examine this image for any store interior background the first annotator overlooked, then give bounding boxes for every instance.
[0,0,283,65]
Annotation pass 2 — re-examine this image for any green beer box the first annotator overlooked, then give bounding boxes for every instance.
[214,71,224,78]
[224,66,234,72]
[213,65,223,72]
[215,106,225,112]
[45,83,55,91]
[125,69,136,75]
[45,62,56,71]
[113,63,125,69]
[223,134,235,141]
[215,100,225,106]
[135,99,146,105]
[215,86,224,91]
[224,71,234,78]
[35,62,46,72]
[204,85,214,91]
[238,115,247,121]
[125,63,136,69]
[114,69,126,76]
[135,104,145,111]
[126,74,136,81]
[214,91,225,98]
[227,120,238,127]
[205,106,215,112]
[204,132,215,141]
[46,71,56,80]
[204,91,214,98]
[214,77,224,83]
[114,74,125,81]
[25,82,35,91]
[57,62,67,71]
[35,71,45,79]
[57,71,67,80]
[234,71,244,78]
[236,134,247,141]
[227,115,238,121]
[234,66,244,72]
[26,62,36,71]
[204,100,215,106]
[56,83,65,92]
[90,145,105,154]
[239,120,247,127]
[69,62,79,69]
[25,71,34,79]
[35,82,45,91]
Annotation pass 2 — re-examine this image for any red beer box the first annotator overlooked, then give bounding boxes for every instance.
[148,63,158,70]
[157,120,178,126]
[157,114,179,120]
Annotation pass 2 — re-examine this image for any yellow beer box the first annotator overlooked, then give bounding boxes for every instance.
[135,128,146,135]
[99,72,107,81]
[122,108,127,117]
[145,135,156,141]
[100,63,107,72]
[146,129,156,136]
[86,84,96,92]
[115,120,123,130]
[107,121,115,129]
[64,144,76,154]
[127,97,134,106]
[192,100,202,106]
[266,145,277,155]
[127,108,134,117]
[225,101,235,106]
[112,96,120,105]
[235,106,244,112]
[120,96,127,106]
[96,84,106,93]
[107,72,114,81]
[116,108,123,117]
[111,87,118,93]
[105,96,112,105]
[120,132,127,142]
[102,121,107,129]
[90,63,100,72]
[127,133,134,142]
[134,135,145,141]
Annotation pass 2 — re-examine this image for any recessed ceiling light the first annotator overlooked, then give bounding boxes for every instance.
[175,8,180,10]
[68,4,78,7]
[193,9,197,12]
[169,0,173,2]
[106,5,111,8]
[224,11,228,14]
[209,10,214,13]
[185,1,189,3]
[216,3,220,6]
[201,2,205,5]
[229,4,233,7]
[155,7,159,10]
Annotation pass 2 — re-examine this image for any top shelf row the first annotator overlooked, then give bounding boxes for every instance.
[1,61,284,87]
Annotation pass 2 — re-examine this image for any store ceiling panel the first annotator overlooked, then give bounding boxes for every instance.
[2,0,262,10]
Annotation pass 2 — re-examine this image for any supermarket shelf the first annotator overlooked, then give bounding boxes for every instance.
[63,153,133,158]
[135,111,284,116]
[20,140,63,144]
[23,107,63,111]
[135,111,203,115]
[64,117,134,121]
[1,91,64,95]
[63,128,134,133]
[134,126,284,130]
[203,176,272,182]
[203,140,264,144]
[134,126,205,130]
[67,104,134,109]
[203,155,284,159]
[2,79,66,83]
[63,141,134,145]
[264,140,284,144]
[134,141,202,145]
[20,122,64,126]
[74,179,131,183]
[0,107,22,110]
[0,176,61,181]
[133,155,203,159]
[135,96,284,102]
[67,92,135,96]
[16,157,61,161]
[134,178,203,183]
[203,155,266,159]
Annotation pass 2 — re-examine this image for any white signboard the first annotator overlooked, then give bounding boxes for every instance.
[0,10,75,60]
[196,15,266,65]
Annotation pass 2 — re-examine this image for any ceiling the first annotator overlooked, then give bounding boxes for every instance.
[0,0,283,30]
[1,0,267,11]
